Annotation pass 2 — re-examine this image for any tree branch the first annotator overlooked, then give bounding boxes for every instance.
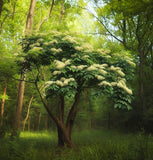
[77,5,123,44]
[36,0,54,31]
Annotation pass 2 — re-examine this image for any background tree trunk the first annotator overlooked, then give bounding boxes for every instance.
[0,79,7,126]
[45,115,48,130]
[15,73,26,129]
[26,0,36,33]
[22,96,33,131]
[37,112,41,131]
[28,116,31,131]
[59,0,64,24]
[12,0,36,136]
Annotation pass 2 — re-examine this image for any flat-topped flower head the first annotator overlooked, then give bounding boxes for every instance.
[62,36,78,44]
[75,46,83,51]
[95,75,105,80]
[87,65,97,71]
[51,48,62,53]
[117,79,132,95]
[54,60,65,69]
[29,47,43,52]
[53,71,61,75]
[98,81,111,86]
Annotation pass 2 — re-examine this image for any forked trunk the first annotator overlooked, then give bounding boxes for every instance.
[57,124,75,148]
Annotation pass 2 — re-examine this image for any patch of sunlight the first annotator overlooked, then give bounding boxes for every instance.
[20,131,57,140]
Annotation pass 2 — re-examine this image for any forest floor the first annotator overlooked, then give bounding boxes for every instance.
[0,129,153,160]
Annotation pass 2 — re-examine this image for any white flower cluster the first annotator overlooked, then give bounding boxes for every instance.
[96,49,105,54]
[54,59,71,69]
[37,38,44,42]
[29,47,43,52]
[65,59,71,65]
[44,40,58,46]
[110,66,125,77]
[98,81,111,86]
[46,77,75,87]
[39,33,47,36]
[70,65,87,70]
[81,43,93,51]
[75,46,83,51]
[87,64,107,75]
[62,58,66,62]
[93,64,107,69]
[104,50,111,54]
[83,55,89,58]
[87,65,97,71]
[51,48,62,53]
[29,42,40,48]
[48,30,62,37]
[84,49,93,53]
[117,79,132,95]
[126,59,136,67]
[105,55,111,58]
[62,36,78,44]
[52,71,61,75]
[77,65,87,70]
[95,75,105,80]
[71,53,77,57]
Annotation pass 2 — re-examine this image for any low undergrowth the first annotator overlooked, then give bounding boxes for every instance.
[0,129,153,160]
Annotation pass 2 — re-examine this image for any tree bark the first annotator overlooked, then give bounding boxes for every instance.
[12,0,36,136]
[37,112,41,131]
[22,96,34,131]
[26,0,36,33]
[138,45,145,113]
[9,0,17,20]
[35,81,75,148]
[28,116,31,131]
[59,0,65,24]
[0,79,7,126]
[45,115,48,130]
[66,88,81,138]
[15,73,26,130]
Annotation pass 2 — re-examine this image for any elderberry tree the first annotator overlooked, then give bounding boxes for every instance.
[17,30,135,147]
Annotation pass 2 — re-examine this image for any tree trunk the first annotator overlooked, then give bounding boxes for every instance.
[12,0,36,136]
[37,112,41,131]
[26,0,36,33]
[59,0,65,24]
[89,119,92,130]
[28,116,31,131]
[57,127,65,147]
[57,122,75,148]
[45,115,48,130]
[22,96,34,131]
[0,79,7,126]
[108,112,111,129]
[0,0,3,18]
[138,45,145,113]
[14,73,26,131]
[9,0,17,20]
[35,81,79,148]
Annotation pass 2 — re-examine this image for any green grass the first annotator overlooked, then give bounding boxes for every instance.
[0,129,153,160]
